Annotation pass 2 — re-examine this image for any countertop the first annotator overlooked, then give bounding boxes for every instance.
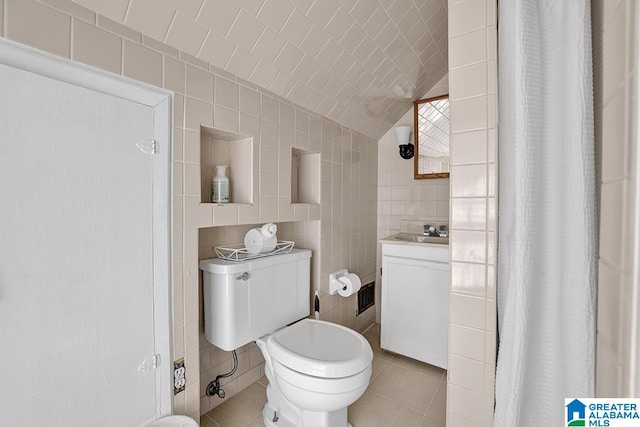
[378,233,449,247]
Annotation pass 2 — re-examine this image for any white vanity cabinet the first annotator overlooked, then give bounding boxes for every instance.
[380,242,449,369]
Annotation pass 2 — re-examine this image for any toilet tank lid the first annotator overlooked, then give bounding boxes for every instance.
[267,319,373,378]
[199,248,311,274]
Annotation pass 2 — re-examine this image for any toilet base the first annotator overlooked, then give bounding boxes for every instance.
[262,403,293,427]
[262,403,352,427]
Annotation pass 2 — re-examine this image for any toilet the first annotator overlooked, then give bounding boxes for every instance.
[200,249,372,427]
[145,416,198,426]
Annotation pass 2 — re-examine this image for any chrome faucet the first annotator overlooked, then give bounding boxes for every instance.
[423,224,448,238]
[423,224,435,236]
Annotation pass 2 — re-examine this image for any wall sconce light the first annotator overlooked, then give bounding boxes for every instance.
[395,125,414,159]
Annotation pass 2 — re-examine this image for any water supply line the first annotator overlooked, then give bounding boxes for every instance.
[205,350,238,399]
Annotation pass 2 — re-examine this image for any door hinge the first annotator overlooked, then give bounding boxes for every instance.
[138,354,161,372]
[136,139,158,155]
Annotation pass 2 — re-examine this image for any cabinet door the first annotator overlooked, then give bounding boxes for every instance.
[381,255,449,368]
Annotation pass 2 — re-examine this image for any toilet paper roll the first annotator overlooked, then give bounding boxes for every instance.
[337,273,361,297]
[244,228,265,254]
[260,223,277,252]
[261,223,277,238]
[261,235,277,253]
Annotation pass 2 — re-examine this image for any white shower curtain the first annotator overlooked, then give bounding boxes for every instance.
[495,1,596,425]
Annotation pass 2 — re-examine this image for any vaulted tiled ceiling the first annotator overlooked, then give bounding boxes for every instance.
[71,0,448,139]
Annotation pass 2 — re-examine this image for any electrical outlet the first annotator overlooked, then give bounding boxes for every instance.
[174,358,186,395]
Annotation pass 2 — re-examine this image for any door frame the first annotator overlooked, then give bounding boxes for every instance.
[0,38,173,418]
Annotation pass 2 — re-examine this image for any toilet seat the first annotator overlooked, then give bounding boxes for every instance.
[266,319,372,378]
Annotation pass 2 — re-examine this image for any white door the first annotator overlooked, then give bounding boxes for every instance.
[0,52,168,426]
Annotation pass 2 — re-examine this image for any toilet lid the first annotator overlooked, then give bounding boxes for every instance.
[267,319,373,379]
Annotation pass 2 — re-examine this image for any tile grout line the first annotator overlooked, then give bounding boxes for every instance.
[387,354,447,379]
[202,413,221,427]
[421,371,446,422]
[368,358,444,417]
[366,389,428,419]
[242,412,263,427]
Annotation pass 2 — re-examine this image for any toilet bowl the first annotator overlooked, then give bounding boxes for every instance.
[144,415,198,427]
[256,319,373,427]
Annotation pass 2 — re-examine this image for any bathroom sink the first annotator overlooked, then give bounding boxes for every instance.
[388,233,449,245]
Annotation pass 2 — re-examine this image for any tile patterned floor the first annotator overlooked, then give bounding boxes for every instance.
[201,324,446,427]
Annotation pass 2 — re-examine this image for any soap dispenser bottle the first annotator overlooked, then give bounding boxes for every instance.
[211,165,229,203]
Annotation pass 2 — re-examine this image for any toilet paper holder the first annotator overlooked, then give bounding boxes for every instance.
[329,269,359,296]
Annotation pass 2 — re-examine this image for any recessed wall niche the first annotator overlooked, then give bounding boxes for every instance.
[200,126,253,205]
[291,148,320,204]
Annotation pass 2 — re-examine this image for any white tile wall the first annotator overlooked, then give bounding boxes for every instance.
[72,0,129,22]
[123,40,163,86]
[144,34,179,57]
[40,0,95,21]
[0,0,519,422]
[72,18,122,73]
[1,0,377,420]
[165,12,208,56]
[446,0,497,425]
[67,0,449,140]
[593,0,640,398]
[6,0,71,58]
[125,0,174,41]
[375,74,449,322]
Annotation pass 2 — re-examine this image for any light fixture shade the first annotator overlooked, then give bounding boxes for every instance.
[394,125,412,146]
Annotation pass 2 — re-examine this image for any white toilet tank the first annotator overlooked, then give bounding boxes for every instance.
[199,249,311,351]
